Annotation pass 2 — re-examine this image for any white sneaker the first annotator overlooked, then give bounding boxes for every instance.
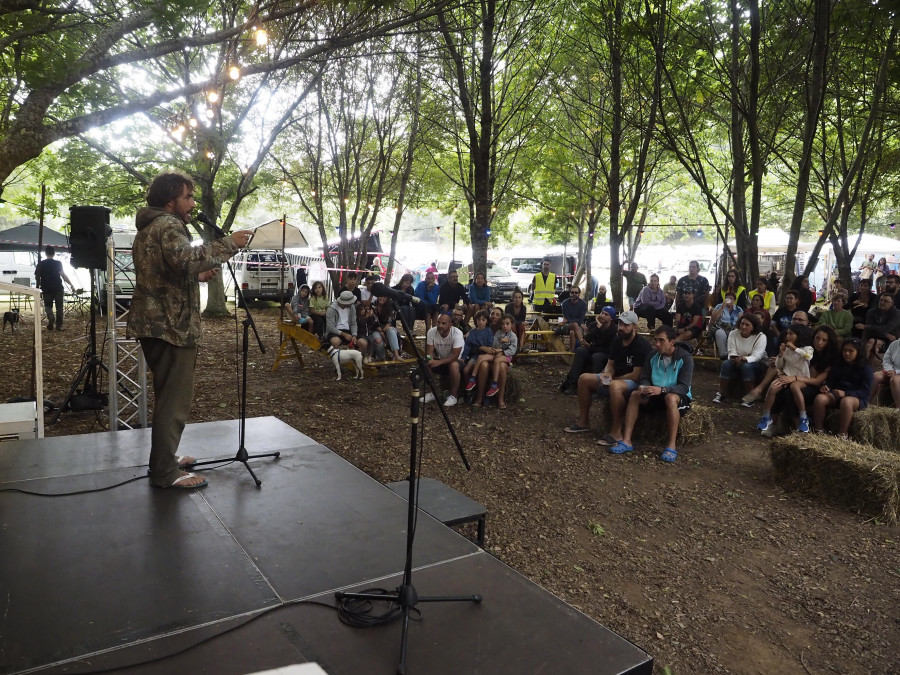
[444,395,458,407]
[421,392,436,403]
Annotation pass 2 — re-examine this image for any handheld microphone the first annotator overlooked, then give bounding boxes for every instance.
[195,212,228,240]
[371,282,420,305]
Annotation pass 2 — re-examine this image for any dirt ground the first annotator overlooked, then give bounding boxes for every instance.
[2,304,898,675]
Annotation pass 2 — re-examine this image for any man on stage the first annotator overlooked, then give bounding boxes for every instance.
[128,171,252,489]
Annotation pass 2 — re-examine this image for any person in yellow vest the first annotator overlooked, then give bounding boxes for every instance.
[748,276,775,311]
[531,258,557,312]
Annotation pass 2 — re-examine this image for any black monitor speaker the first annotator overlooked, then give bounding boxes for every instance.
[70,205,112,269]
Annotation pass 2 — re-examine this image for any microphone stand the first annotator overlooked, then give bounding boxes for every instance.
[335,299,480,674]
[190,227,280,487]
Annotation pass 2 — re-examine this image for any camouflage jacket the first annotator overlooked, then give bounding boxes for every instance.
[127,207,238,347]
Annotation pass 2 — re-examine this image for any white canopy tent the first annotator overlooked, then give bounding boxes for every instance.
[247,219,309,250]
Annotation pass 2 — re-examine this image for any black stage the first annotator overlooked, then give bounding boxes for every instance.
[0,417,652,674]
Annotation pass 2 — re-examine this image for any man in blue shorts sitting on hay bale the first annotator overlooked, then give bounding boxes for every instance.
[608,325,694,463]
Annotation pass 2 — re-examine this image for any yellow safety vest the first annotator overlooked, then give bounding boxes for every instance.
[533,273,556,306]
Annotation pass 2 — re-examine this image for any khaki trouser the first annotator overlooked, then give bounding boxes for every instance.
[140,338,197,487]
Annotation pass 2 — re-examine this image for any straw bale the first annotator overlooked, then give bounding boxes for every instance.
[770,435,900,523]
[844,406,900,453]
[595,399,714,447]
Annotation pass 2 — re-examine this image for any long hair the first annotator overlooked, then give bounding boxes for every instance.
[811,325,840,371]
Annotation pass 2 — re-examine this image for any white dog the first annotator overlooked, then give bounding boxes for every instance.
[326,345,364,380]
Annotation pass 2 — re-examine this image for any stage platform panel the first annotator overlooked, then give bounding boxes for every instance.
[0,417,652,675]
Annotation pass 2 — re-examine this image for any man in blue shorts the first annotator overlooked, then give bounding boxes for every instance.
[564,311,651,441]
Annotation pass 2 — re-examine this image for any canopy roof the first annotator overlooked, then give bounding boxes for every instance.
[247,219,309,250]
[0,221,70,252]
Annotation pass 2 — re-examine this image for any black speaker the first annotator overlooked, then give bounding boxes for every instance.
[70,205,112,269]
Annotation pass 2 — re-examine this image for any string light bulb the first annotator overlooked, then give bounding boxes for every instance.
[206,151,215,159]
[310,190,316,197]
[207,91,220,103]
[255,28,268,47]
[205,108,214,119]
[229,66,240,80]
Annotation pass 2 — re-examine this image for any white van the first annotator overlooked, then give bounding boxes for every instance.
[0,251,37,289]
[231,249,295,306]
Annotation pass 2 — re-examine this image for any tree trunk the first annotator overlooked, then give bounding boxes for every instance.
[198,192,231,318]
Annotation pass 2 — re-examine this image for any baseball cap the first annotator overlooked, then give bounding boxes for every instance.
[618,310,638,325]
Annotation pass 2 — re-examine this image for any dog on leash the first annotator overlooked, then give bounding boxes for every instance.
[2,308,20,332]
[326,345,363,380]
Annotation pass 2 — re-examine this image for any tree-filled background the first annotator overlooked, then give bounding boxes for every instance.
[0,0,897,310]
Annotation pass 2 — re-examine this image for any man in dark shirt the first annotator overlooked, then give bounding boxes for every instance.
[557,286,588,350]
[673,289,704,344]
[564,310,651,437]
[559,304,617,393]
[676,260,711,309]
[849,278,876,338]
[864,293,900,360]
[622,262,647,307]
[880,272,899,304]
[770,290,799,344]
[34,245,74,331]
[438,269,469,314]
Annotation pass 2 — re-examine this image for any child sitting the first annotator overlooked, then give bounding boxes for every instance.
[462,310,494,392]
[810,337,873,438]
[284,284,312,332]
[756,325,813,434]
[472,314,518,408]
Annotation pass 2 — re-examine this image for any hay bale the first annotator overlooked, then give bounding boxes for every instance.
[595,399,714,447]
[845,406,900,454]
[770,435,900,523]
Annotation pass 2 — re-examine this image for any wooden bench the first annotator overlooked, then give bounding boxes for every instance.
[272,318,322,371]
[385,477,486,547]
[516,316,574,364]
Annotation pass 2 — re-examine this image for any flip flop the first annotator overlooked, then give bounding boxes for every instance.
[168,472,208,489]
[176,455,196,467]
[660,448,678,462]
[564,424,591,433]
[595,434,617,446]
[608,440,634,455]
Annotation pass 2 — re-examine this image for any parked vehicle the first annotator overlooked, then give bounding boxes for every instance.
[0,251,37,289]
[487,264,520,303]
[231,249,294,306]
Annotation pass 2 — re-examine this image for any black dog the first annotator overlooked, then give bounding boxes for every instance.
[3,308,20,332]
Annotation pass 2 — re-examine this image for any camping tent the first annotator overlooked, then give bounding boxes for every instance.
[0,221,70,252]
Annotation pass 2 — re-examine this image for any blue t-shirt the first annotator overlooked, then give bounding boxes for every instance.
[461,326,494,361]
[469,283,491,304]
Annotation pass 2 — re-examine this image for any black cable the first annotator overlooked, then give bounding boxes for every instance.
[0,474,148,496]
[336,588,422,628]
[75,597,338,675]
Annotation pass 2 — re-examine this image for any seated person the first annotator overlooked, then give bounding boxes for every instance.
[871,338,900,409]
[438,269,469,316]
[712,313,767,403]
[423,313,464,407]
[373,295,402,361]
[284,283,313,332]
[325,291,368,353]
[360,273,380,309]
[717,268,748,309]
[662,275,678,307]
[471,313,518,408]
[608,325,694,463]
[848,278,876,338]
[557,286,588,350]
[489,306,504,332]
[559,305,618,394]
[504,289,528,351]
[462,310,494,389]
[673,289,704,346]
[564,311,651,442]
[709,291,744,357]
[748,292,771,330]
[340,271,362,303]
[308,280,330,337]
[810,338,873,438]
[863,293,900,362]
[770,290,800,349]
[592,284,612,312]
[356,302,379,363]
[415,270,441,331]
[756,324,814,428]
[748,276,775,310]
[817,291,853,338]
[451,306,471,336]
[744,310,812,406]
[633,273,672,329]
[391,273,417,330]
[466,272,492,321]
